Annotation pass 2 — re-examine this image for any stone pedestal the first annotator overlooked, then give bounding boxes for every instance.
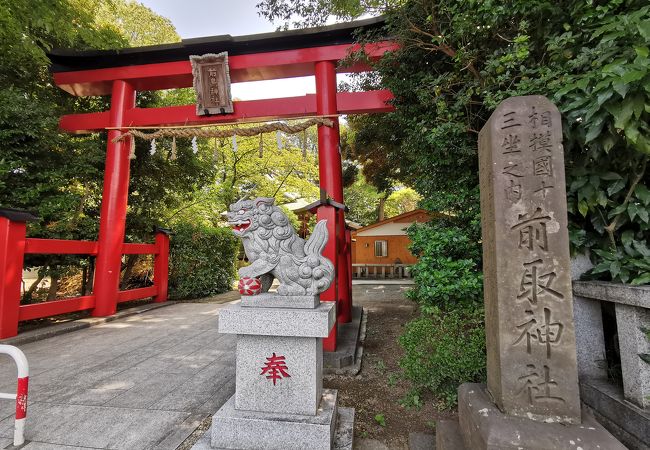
[211,300,349,449]
[436,384,626,450]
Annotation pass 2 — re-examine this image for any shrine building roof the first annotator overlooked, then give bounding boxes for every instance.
[48,16,386,73]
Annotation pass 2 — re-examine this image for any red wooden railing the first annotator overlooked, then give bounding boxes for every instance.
[0,209,170,339]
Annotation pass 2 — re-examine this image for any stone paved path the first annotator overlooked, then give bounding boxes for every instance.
[0,302,236,449]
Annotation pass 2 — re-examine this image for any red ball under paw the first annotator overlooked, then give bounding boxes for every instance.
[238,277,262,296]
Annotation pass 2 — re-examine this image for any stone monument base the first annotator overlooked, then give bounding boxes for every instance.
[437,384,626,450]
[211,389,340,450]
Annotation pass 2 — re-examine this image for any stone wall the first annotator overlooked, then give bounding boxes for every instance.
[572,280,650,449]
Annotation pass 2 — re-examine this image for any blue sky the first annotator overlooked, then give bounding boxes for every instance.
[138,0,320,100]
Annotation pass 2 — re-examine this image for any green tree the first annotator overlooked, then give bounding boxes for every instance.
[261,0,650,284]
[384,187,420,218]
[256,0,392,29]
[165,127,321,226]
[0,0,195,295]
[343,173,383,225]
[96,0,180,46]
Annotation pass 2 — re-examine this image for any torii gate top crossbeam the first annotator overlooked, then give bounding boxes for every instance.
[49,17,393,96]
[50,17,396,133]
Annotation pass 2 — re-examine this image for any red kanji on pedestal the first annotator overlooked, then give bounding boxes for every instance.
[260,353,290,385]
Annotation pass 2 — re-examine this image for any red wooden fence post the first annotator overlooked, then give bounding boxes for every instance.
[92,80,136,317]
[0,209,37,339]
[154,229,171,303]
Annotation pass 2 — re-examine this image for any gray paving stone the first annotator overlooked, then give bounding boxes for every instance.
[22,442,101,449]
[355,438,391,450]
[196,379,236,415]
[0,402,191,449]
[55,388,128,406]
[409,432,435,450]
[0,303,238,450]
[0,400,13,422]
[104,372,188,409]
[152,412,207,450]
[334,407,354,450]
[0,437,11,449]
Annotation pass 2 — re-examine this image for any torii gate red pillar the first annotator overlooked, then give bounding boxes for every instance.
[92,80,136,317]
[315,60,352,351]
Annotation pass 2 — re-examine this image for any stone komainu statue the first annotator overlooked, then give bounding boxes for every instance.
[227,197,334,295]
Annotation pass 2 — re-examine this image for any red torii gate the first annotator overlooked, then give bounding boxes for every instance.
[0,18,396,349]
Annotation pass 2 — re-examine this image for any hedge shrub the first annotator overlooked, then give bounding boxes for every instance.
[399,307,486,408]
[169,222,238,299]
[407,220,483,313]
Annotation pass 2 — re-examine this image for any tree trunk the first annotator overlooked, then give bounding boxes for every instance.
[47,272,59,300]
[378,197,386,222]
[23,272,45,302]
[85,257,95,295]
[120,254,139,290]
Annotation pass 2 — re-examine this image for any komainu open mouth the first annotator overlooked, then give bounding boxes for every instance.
[232,219,251,232]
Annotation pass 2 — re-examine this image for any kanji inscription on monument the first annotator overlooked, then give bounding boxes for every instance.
[190,52,234,115]
[478,95,581,423]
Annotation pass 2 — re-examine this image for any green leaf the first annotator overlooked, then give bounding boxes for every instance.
[638,21,650,40]
[578,199,589,217]
[601,172,622,180]
[632,239,650,257]
[622,70,645,84]
[628,202,639,221]
[635,46,650,58]
[596,90,613,106]
[638,206,649,223]
[625,123,641,144]
[631,273,650,285]
[635,184,650,205]
[612,81,629,98]
[607,179,626,196]
[374,414,386,427]
[590,262,611,274]
[631,94,645,118]
[610,260,621,279]
[621,229,634,247]
[570,177,589,192]
[585,122,604,142]
[606,102,633,129]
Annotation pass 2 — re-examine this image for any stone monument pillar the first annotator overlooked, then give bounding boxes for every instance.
[436,96,625,449]
[207,197,353,450]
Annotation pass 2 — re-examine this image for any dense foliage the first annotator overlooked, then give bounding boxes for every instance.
[1,1,326,299]
[398,307,486,408]
[260,0,650,284]
[258,0,650,407]
[168,222,239,299]
[352,0,649,283]
[407,219,482,313]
